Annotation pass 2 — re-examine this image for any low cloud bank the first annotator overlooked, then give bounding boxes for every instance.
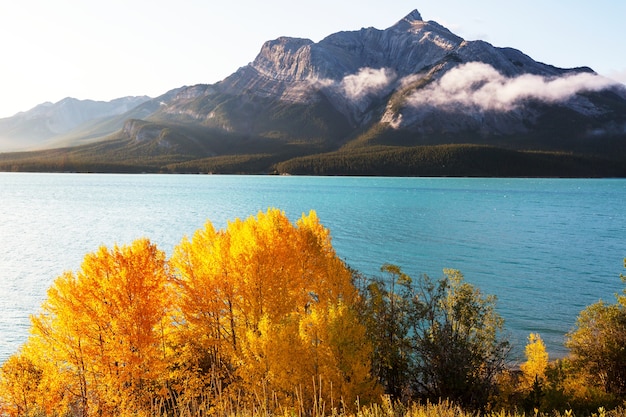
[340,68,396,101]
[406,62,618,111]
[307,67,396,102]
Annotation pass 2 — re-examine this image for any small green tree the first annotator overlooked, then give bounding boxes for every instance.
[412,269,510,409]
[356,264,416,400]
[566,301,626,396]
[566,259,626,397]
[357,266,509,409]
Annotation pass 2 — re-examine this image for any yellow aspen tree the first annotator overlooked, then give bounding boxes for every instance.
[23,338,74,416]
[97,239,172,412]
[237,313,314,409]
[169,221,239,399]
[237,303,374,411]
[295,211,357,307]
[29,238,173,417]
[227,209,309,325]
[296,301,381,410]
[30,271,94,415]
[325,302,382,406]
[0,339,74,417]
[230,210,376,411]
[0,353,43,417]
[521,333,549,388]
[170,208,379,411]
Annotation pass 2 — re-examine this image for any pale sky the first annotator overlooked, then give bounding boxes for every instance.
[1,0,625,118]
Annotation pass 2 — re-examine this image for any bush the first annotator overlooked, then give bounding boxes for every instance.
[356,265,510,410]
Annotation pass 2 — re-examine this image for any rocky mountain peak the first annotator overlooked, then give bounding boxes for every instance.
[404,9,424,23]
[390,9,424,30]
[251,36,315,81]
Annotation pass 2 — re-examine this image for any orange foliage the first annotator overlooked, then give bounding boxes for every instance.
[170,209,378,410]
[0,353,42,417]
[21,238,172,416]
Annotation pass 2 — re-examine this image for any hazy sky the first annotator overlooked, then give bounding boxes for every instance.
[1,0,624,118]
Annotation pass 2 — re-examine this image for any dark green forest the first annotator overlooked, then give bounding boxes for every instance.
[1,142,624,177]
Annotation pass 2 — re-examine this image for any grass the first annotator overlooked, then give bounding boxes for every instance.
[144,372,626,417]
[149,394,626,417]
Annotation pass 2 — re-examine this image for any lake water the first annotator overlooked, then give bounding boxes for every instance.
[0,173,624,363]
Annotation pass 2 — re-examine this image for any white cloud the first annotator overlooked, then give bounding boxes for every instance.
[306,75,336,89]
[406,62,618,111]
[340,68,396,101]
[304,67,397,106]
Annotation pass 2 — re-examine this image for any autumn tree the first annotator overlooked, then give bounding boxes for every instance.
[167,220,238,403]
[169,209,379,411]
[2,209,520,415]
[519,333,548,411]
[0,353,43,417]
[25,238,173,417]
[521,333,549,386]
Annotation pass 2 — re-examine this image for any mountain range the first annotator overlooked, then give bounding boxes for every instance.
[0,96,151,151]
[1,10,625,176]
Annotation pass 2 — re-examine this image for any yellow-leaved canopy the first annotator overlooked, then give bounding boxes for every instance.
[520,333,549,389]
[26,239,172,417]
[0,209,379,417]
[169,208,379,410]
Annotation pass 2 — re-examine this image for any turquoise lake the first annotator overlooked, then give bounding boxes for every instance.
[1,173,624,363]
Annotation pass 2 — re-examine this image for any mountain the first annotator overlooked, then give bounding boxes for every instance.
[0,96,151,151]
[1,10,625,176]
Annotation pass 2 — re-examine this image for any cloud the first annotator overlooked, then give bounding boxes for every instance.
[304,67,397,107]
[406,62,618,112]
[306,75,336,89]
[340,67,396,101]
